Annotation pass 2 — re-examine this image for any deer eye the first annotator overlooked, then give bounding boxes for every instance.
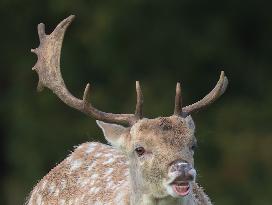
[135,146,145,157]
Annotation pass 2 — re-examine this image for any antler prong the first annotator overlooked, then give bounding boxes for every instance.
[83,83,91,106]
[37,23,46,41]
[174,82,182,115]
[135,81,144,119]
[30,48,37,54]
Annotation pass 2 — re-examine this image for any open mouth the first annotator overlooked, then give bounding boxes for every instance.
[171,181,190,196]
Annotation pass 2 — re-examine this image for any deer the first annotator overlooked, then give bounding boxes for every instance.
[27,15,228,205]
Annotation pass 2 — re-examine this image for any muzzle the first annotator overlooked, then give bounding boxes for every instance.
[167,160,196,197]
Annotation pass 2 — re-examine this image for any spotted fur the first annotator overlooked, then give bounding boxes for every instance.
[26,142,130,205]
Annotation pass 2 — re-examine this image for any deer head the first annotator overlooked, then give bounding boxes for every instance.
[31,15,228,202]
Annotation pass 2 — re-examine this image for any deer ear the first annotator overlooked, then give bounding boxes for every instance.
[96,120,128,148]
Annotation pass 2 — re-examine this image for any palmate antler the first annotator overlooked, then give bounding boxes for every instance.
[174,71,228,117]
[31,15,143,126]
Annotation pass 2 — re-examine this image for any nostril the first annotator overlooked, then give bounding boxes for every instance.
[183,164,193,172]
[188,168,196,176]
[186,168,196,181]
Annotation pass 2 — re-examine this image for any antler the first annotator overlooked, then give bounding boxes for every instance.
[31,15,143,126]
[174,82,182,115]
[174,71,228,117]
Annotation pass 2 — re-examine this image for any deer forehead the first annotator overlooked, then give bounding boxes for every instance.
[130,116,195,147]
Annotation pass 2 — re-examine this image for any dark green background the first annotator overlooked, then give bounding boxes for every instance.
[0,1,271,204]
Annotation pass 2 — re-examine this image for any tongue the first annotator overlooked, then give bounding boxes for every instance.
[173,184,190,196]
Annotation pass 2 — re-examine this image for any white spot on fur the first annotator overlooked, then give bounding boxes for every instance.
[94,187,101,194]
[90,187,96,193]
[28,189,37,205]
[70,159,82,170]
[74,198,80,204]
[91,173,98,180]
[31,188,37,198]
[105,176,112,182]
[41,180,47,190]
[60,180,66,190]
[106,181,115,189]
[94,202,103,205]
[66,155,73,163]
[88,179,95,186]
[79,178,89,187]
[105,168,113,175]
[59,199,66,205]
[54,188,59,196]
[36,195,42,204]
[104,153,113,157]
[48,183,55,194]
[87,161,96,172]
[103,158,114,164]
[86,143,97,154]
[95,152,103,157]
[68,199,74,205]
[77,144,84,150]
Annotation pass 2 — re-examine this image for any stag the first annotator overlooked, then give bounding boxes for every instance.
[27,15,228,205]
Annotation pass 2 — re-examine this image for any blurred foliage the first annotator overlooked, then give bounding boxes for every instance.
[0,0,272,204]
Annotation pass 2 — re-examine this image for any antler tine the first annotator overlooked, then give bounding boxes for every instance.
[181,71,228,116]
[135,81,144,119]
[31,15,141,126]
[37,23,46,41]
[174,82,182,115]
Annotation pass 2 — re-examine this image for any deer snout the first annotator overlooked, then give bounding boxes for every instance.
[168,160,196,182]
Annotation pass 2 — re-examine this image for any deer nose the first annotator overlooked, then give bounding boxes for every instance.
[169,160,196,181]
